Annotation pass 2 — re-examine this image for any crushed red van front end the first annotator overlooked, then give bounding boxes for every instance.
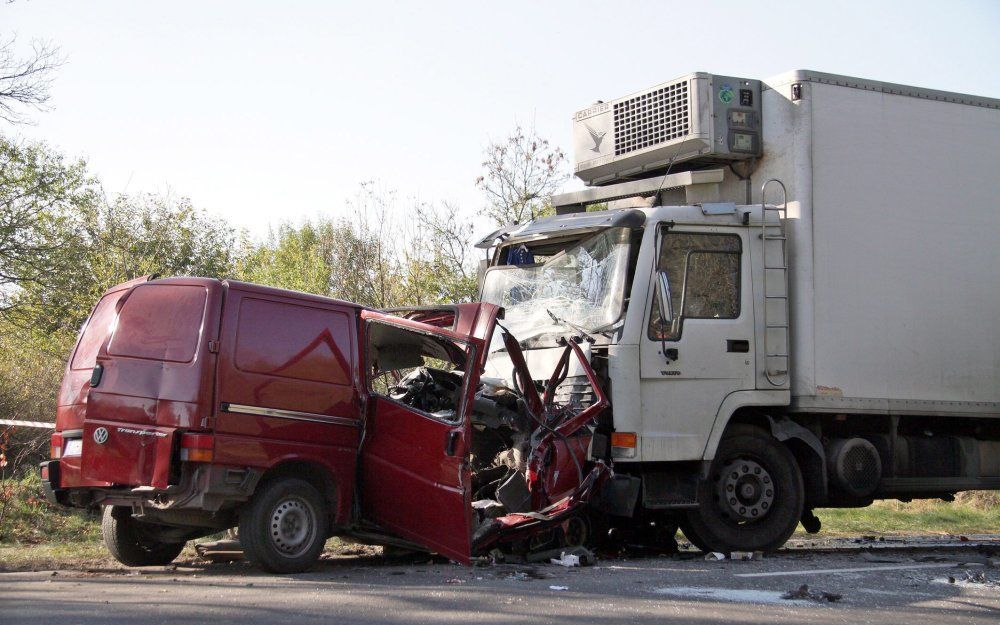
[41,277,620,573]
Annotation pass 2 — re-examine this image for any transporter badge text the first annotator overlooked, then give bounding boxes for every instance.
[116,427,168,438]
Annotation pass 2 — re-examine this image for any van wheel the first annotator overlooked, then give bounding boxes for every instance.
[239,478,328,574]
[101,506,185,567]
[683,425,803,553]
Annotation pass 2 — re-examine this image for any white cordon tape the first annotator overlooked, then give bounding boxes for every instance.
[0,419,56,429]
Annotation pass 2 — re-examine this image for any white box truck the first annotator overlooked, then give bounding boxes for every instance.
[475,70,1000,553]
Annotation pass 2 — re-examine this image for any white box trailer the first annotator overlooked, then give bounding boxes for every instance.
[477,70,1000,554]
[737,71,1000,416]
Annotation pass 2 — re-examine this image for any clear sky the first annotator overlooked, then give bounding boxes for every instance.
[4,0,1000,237]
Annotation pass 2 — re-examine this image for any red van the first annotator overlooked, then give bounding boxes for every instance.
[41,277,614,572]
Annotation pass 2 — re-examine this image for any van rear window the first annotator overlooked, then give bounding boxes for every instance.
[70,292,125,371]
[108,285,208,363]
[235,298,352,385]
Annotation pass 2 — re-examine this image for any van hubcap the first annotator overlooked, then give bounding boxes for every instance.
[270,498,316,556]
[717,458,775,521]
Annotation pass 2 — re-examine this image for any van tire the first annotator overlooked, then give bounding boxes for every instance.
[683,425,803,554]
[101,506,185,567]
[239,477,328,574]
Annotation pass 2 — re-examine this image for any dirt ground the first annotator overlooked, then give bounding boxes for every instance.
[2,536,999,625]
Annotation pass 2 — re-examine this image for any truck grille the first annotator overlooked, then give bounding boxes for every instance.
[613,80,690,156]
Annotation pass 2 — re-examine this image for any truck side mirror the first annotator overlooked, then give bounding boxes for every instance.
[657,272,674,325]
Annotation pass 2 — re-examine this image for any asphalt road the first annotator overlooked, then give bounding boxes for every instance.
[2,540,999,625]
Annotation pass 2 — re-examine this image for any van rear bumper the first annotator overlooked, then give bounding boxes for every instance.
[40,460,261,513]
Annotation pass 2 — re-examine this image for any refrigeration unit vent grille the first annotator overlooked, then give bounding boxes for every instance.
[613,81,690,156]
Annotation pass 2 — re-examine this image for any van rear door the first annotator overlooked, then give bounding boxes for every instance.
[80,278,222,489]
[358,304,499,564]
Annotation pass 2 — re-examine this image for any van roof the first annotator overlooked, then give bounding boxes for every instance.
[222,279,364,309]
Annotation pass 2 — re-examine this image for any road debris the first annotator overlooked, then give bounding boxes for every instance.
[781,584,843,602]
[194,539,244,563]
[705,552,726,561]
[549,585,569,591]
[947,570,999,587]
[730,551,764,561]
[546,546,596,567]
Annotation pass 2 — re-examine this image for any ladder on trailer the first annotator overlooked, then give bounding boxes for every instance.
[760,179,789,386]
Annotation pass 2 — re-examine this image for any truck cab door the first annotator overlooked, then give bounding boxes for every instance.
[638,227,755,461]
[358,304,499,564]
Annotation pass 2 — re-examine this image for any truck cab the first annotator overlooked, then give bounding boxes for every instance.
[477,194,799,552]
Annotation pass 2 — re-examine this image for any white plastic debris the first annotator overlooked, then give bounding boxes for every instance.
[551,553,582,567]
[705,552,726,561]
[549,585,569,591]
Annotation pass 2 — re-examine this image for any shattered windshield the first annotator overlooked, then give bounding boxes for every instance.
[480,227,632,342]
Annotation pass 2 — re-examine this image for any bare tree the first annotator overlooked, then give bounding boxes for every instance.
[475,125,569,226]
[0,36,63,125]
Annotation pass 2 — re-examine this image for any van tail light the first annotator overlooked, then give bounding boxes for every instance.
[611,431,637,459]
[51,433,63,459]
[179,433,214,463]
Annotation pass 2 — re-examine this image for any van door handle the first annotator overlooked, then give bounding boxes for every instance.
[445,431,460,456]
[727,339,750,353]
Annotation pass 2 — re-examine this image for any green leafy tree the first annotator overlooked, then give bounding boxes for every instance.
[0,136,96,311]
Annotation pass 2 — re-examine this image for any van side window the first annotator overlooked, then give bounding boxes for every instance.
[648,232,741,341]
[234,298,352,386]
[71,291,124,371]
[367,322,469,423]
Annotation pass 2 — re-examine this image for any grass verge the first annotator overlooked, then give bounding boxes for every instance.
[807,492,1000,537]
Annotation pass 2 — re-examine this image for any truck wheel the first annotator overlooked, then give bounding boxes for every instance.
[101,506,185,567]
[684,425,803,553]
[239,477,328,574]
[678,518,711,553]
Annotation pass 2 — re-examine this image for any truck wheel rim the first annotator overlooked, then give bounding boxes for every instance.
[717,458,775,522]
[270,497,316,557]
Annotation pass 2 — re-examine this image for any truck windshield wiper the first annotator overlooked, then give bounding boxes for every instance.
[545,309,598,343]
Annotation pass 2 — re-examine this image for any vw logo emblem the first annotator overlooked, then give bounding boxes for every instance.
[93,427,110,445]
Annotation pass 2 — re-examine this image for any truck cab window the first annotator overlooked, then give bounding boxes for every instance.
[648,232,741,341]
[367,322,469,422]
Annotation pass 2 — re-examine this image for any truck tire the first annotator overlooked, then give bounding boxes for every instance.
[239,477,328,574]
[684,425,803,553]
[678,518,711,553]
[101,506,185,567]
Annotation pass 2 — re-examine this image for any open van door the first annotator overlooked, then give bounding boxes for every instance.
[358,304,499,564]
